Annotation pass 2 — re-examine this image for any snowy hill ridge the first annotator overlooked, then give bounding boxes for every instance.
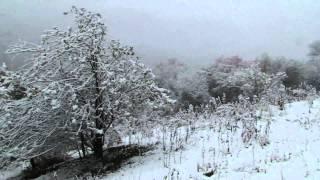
[106,99,320,180]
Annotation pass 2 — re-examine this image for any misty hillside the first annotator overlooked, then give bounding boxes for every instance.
[1,1,320,180]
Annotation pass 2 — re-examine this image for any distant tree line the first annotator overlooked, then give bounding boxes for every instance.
[153,42,320,110]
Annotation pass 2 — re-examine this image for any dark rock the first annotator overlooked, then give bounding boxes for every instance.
[203,169,215,177]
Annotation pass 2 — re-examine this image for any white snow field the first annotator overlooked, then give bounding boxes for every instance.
[105,99,320,180]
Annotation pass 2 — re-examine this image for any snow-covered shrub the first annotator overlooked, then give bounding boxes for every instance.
[0,7,172,167]
[153,59,186,98]
[203,57,287,103]
[0,64,29,100]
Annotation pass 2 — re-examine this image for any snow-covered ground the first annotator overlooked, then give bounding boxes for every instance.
[1,99,320,180]
[105,100,320,180]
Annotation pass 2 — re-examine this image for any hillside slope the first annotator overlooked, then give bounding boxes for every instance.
[106,100,320,180]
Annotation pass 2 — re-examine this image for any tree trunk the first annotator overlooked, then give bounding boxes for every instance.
[90,54,105,160]
[93,94,104,160]
[79,132,86,158]
[30,158,36,169]
[93,134,104,159]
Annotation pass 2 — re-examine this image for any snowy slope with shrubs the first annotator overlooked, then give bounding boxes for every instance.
[2,6,320,180]
[105,99,320,180]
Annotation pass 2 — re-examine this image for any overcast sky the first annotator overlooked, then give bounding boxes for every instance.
[1,0,320,65]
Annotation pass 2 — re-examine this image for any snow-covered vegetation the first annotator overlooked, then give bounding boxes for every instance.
[1,5,320,180]
[0,6,171,169]
[106,99,320,180]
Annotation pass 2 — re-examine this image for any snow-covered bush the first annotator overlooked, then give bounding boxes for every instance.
[175,72,211,109]
[0,64,29,100]
[204,58,286,104]
[0,7,172,167]
[153,59,186,98]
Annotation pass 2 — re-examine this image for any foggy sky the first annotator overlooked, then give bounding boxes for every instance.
[1,0,320,66]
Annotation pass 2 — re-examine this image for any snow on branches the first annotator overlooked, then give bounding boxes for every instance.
[0,6,172,166]
[203,59,286,103]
